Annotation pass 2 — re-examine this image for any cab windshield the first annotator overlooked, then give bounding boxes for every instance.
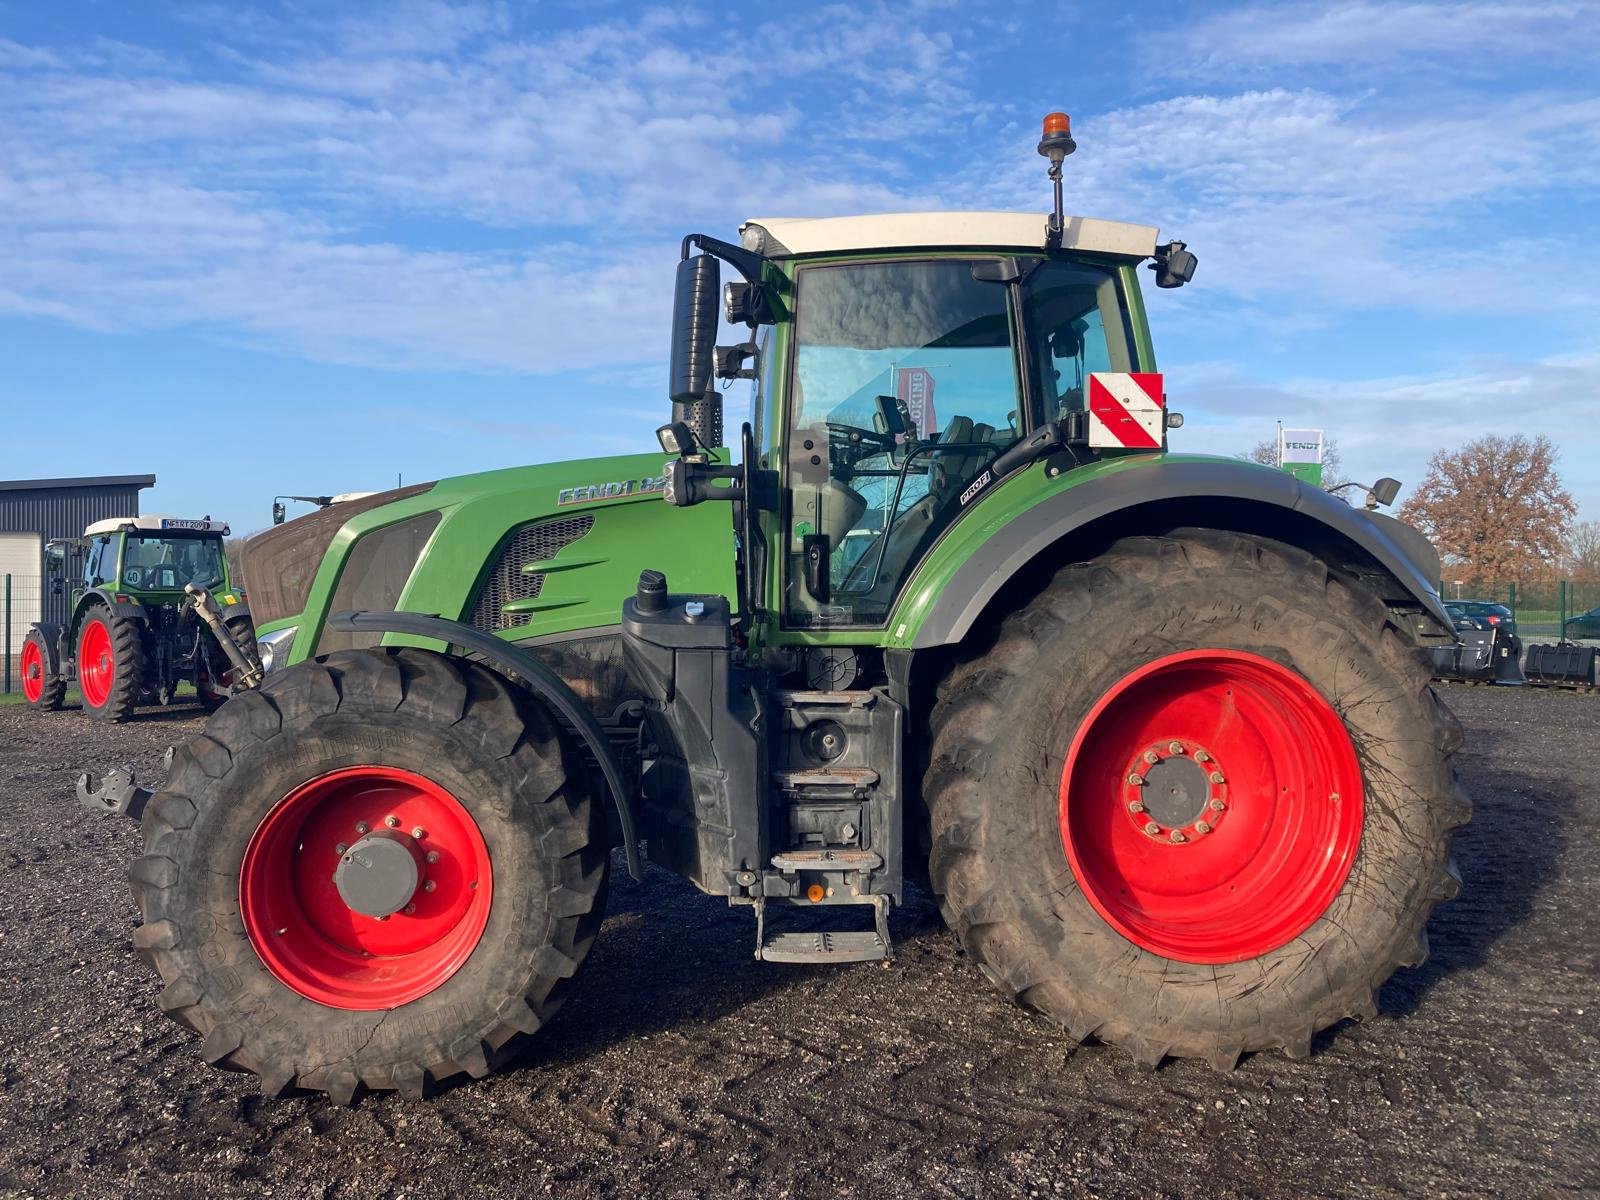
[784,256,1133,628]
[120,535,225,591]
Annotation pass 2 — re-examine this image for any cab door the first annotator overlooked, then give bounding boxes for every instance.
[779,257,1030,630]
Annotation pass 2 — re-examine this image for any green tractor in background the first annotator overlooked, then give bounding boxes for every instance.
[122,115,1465,1102]
[22,515,260,721]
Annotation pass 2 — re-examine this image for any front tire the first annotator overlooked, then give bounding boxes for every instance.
[131,647,607,1101]
[924,531,1468,1069]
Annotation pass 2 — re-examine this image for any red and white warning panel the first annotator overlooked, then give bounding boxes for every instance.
[1087,372,1165,450]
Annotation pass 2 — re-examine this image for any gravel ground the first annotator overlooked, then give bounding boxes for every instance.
[0,687,1596,1199]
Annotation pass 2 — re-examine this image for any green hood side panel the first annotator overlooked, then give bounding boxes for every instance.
[283,451,738,665]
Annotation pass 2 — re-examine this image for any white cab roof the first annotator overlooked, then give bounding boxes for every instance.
[740,212,1159,259]
[84,515,229,536]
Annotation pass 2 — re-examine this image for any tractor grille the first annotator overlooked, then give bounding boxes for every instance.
[470,515,595,632]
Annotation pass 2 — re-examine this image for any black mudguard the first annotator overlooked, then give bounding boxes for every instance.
[910,458,1454,649]
[324,610,643,880]
[28,621,66,675]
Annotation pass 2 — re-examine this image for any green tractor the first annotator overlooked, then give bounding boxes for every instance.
[124,115,1464,1101]
[22,515,260,721]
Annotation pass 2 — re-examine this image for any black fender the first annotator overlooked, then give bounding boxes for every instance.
[325,610,643,880]
[27,622,65,676]
[911,458,1454,649]
[218,599,255,629]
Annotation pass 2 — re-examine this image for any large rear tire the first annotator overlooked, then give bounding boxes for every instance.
[924,531,1468,1069]
[20,630,64,710]
[130,647,607,1101]
[77,604,142,722]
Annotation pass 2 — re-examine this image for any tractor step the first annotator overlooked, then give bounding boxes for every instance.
[773,766,880,790]
[752,892,893,965]
[771,689,876,708]
[770,848,882,872]
[760,929,888,964]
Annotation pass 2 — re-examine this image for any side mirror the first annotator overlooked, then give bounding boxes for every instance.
[1369,477,1402,507]
[669,254,721,403]
[1151,241,1198,289]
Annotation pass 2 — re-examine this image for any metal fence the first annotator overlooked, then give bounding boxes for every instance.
[1443,578,1600,640]
[2,573,45,695]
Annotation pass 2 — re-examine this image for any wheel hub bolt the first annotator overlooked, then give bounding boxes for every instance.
[354,821,370,835]
[425,851,441,865]
[411,826,426,839]
[403,903,417,915]
[1167,741,1185,755]
[385,815,400,828]
[1127,772,1145,786]
[1143,821,1160,836]
[1195,750,1212,763]
[1143,750,1160,765]
[1195,820,1212,834]
[1170,830,1187,844]
[423,880,437,893]
[335,842,348,854]
[1209,771,1226,784]
[1209,798,1226,812]
[1129,800,1146,813]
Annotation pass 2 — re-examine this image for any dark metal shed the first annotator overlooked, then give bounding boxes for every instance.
[0,474,155,627]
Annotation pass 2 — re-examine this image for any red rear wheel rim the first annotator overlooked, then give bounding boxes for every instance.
[1059,649,1363,964]
[240,766,494,1009]
[78,619,114,708]
[21,640,45,703]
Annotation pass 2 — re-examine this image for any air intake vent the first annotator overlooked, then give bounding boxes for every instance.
[471,515,595,632]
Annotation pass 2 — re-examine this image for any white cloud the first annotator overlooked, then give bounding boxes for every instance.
[1174,2,1600,73]
[0,0,1594,398]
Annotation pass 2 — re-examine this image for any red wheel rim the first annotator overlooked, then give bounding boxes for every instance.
[78,618,114,709]
[240,766,494,1009]
[20,640,45,703]
[1059,650,1363,964]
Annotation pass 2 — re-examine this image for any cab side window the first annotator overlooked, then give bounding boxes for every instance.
[84,536,113,587]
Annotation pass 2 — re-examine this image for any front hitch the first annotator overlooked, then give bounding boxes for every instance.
[75,748,173,821]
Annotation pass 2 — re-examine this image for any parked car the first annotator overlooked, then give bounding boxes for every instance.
[1452,600,1518,638]
[1443,603,1482,633]
[1564,605,1600,639]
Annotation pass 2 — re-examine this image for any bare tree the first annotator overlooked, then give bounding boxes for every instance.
[1397,434,1575,578]
[1566,520,1600,578]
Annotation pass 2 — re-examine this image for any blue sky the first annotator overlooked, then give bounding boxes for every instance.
[2,0,1597,533]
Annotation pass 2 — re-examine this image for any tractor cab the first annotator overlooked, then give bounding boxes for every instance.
[79,515,233,599]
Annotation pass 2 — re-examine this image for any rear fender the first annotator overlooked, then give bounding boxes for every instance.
[78,587,150,627]
[897,458,1453,650]
[28,622,65,675]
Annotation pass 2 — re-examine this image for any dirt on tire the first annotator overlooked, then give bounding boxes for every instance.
[0,686,1595,1198]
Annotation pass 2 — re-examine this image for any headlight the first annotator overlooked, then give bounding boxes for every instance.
[256,626,297,674]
